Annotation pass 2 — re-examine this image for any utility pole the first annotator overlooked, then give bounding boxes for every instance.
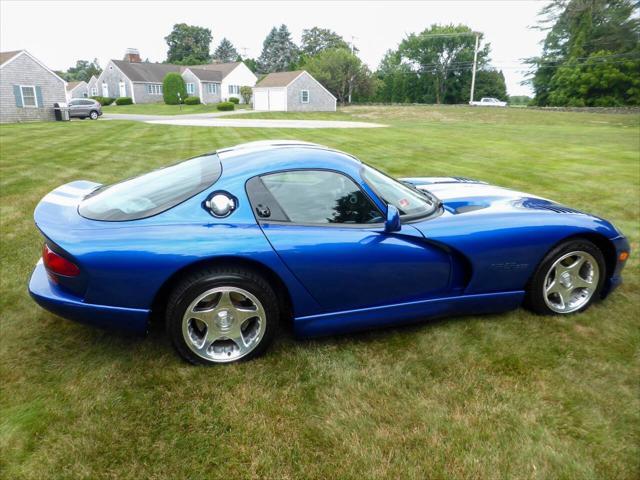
[469,32,480,103]
[348,36,358,104]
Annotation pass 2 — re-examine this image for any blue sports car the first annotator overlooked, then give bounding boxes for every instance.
[29,140,630,364]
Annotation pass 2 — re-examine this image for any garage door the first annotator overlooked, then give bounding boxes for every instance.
[254,90,269,111]
[268,89,286,111]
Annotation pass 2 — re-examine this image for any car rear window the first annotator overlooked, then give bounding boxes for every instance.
[79,153,222,221]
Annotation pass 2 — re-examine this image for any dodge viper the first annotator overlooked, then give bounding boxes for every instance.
[29,140,630,364]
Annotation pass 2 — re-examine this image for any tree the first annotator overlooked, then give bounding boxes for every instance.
[304,48,375,103]
[473,70,508,100]
[213,38,240,63]
[528,0,640,106]
[243,58,258,72]
[257,25,299,73]
[165,23,212,65]
[59,59,102,82]
[240,86,253,104]
[398,24,490,104]
[301,27,350,56]
[163,73,187,104]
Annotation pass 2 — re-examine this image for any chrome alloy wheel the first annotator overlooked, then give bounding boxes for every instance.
[182,286,266,363]
[543,251,600,314]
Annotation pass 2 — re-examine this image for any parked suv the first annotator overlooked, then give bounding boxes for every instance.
[68,98,102,120]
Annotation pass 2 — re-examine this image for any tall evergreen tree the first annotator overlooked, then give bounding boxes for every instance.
[257,25,299,73]
[528,0,639,106]
[212,38,240,63]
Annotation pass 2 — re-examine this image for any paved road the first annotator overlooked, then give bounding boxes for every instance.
[102,109,253,122]
[145,118,386,129]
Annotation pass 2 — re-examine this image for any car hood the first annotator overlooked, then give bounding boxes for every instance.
[401,176,564,216]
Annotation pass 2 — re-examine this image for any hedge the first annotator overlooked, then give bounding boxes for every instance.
[163,73,187,105]
[228,97,240,104]
[115,97,133,105]
[184,96,201,105]
[216,101,235,111]
[90,96,115,106]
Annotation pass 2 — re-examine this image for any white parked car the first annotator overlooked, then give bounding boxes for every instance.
[469,97,508,107]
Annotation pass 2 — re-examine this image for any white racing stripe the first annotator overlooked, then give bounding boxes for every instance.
[41,192,79,206]
[55,184,93,197]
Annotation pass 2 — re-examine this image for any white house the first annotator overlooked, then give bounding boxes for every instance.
[188,61,257,103]
[253,70,336,112]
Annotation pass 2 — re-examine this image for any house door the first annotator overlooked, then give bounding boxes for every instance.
[102,83,109,97]
[119,82,126,97]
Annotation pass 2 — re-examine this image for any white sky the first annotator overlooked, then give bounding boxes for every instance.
[0,0,549,96]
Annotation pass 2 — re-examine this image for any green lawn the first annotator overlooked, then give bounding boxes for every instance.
[1,106,639,479]
[102,102,250,115]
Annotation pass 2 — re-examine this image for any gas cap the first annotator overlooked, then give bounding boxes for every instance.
[206,193,236,217]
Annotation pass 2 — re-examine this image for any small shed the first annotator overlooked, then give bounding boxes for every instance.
[253,70,336,112]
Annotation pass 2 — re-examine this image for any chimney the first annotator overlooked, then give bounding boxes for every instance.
[123,48,142,63]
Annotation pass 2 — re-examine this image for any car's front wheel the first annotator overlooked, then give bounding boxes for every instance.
[166,267,279,365]
[525,239,605,315]
[89,110,99,120]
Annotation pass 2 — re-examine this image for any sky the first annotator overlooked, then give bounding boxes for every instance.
[0,0,549,96]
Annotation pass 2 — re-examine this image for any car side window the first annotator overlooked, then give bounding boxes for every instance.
[248,170,383,225]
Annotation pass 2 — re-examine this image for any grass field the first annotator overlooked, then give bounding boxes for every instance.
[102,102,250,115]
[1,106,639,479]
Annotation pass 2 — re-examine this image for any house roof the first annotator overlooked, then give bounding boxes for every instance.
[66,81,86,91]
[186,67,222,82]
[255,70,305,88]
[0,50,22,66]
[111,59,181,82]
[186,61,241,78]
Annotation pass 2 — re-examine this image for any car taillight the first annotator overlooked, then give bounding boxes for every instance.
[42,244,80,276]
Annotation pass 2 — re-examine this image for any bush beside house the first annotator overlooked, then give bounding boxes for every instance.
[240,86,252,105]
[115,97,133,105]
[91,96,115,106]
[184,96,201,105]
[228,97,240,104]
[163,73,187,105]
[216,101,235,111]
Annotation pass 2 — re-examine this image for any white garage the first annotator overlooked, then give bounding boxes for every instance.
[252,70,336,112]
[254,88,286,111]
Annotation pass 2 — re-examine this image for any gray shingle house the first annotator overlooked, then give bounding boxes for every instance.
[86,75,99,98]
[0,50,67,123]
[66,80,88,100]
[95,50,257,104]
[253,70,336,112]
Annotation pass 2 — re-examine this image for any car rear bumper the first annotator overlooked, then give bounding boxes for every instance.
[29,261,149,334]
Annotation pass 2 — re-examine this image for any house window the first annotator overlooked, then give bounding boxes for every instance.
[228,85,239,95]
[207,83,218,94]
[146,84,162,95]
[91,87,98,96]
[21,85,37,107]
[300,90,310,103]
[186,83,195,95]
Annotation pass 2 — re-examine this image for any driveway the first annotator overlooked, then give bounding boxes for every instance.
[145,118,386,129]
[102,109,253,122]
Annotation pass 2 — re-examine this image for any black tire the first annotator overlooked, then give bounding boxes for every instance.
[524,238,606,315]
[166,267,279,365]
[89,110,99,120]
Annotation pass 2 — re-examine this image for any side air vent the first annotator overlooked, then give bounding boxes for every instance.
[518,198,584,214]
[451,176,484,183]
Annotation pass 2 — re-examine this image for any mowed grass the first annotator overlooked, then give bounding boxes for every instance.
[1,106,638,479]
[102,102,250,115]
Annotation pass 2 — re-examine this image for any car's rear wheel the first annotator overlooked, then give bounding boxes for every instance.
[166,267,278,365]
[525,239,605,315]
[89,110,99,120]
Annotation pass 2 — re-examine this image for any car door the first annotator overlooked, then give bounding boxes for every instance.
[68,99,81,118]
[246,170,452,312]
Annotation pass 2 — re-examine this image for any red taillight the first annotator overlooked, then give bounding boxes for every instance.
[42,244,80,276]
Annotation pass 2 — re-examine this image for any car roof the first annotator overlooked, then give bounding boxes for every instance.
[215,140,363,179]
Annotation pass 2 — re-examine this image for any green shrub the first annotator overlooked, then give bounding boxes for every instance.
[216,101,235,111]
[162,73,187,105]
[115,97,133,105]
[184,96,201,105]
[228,97,240,104]
[90,96,115,106]
[240,86,252,104]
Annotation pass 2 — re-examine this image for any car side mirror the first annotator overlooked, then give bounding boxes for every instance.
[384,204,401,233]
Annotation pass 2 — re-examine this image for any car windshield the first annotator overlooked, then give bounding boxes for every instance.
[361,164,439,218]
[79,153,222,221]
